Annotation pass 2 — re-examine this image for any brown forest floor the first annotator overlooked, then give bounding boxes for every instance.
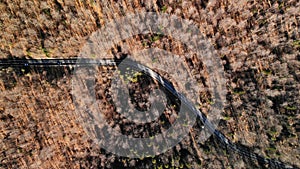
[0,0,300,168]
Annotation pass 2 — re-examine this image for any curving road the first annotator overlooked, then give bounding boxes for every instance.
[0,58,298,169]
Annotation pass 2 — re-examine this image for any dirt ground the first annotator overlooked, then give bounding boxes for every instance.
[0,0,299,168]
